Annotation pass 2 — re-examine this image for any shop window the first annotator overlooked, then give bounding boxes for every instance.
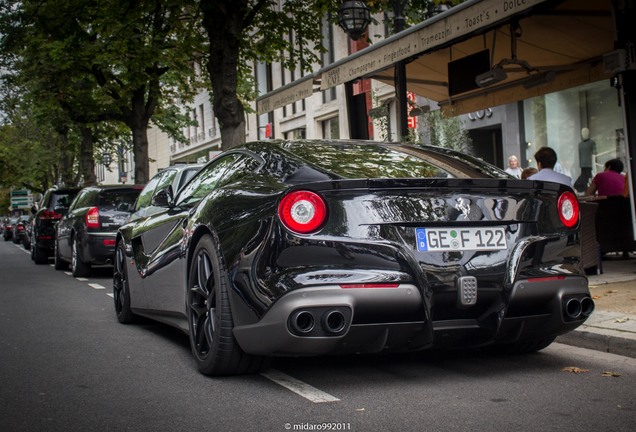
[522,80,626,193]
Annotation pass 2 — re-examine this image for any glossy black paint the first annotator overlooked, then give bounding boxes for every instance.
[116,140,591,371]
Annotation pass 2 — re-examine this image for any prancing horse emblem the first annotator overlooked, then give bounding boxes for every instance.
[455,198,471,219]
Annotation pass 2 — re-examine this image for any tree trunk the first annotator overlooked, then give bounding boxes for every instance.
[128,87,153,184]
[80,126,97,186]
[57,128,75,187]
[132,127,149,184]
[200,1,247,150]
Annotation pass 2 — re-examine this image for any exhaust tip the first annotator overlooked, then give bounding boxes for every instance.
[580,297,595,317]
[289,310,315,335]
[564,298,582,319]
[321,310,347,334]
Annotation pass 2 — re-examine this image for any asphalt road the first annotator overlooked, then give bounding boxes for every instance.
[1,240,635,432]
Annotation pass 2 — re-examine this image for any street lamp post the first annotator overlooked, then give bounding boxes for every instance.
[338,0,410,140]
[390,0,409,140]
[337,1,371,41]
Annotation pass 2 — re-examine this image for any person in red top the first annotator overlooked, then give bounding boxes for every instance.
[585,158,626,196]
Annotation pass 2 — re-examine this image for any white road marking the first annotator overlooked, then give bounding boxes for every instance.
[12,244,30,254]
[88,283,106,290]
[76,277,89,281]
[261,369,340,403]
[106,293,114,298]
[64,272,72,276]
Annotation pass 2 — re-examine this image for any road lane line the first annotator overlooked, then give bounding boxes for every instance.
[106,293,114,298]
[76,277,89,281]
[88,283,106,290]
[261,369,340,403]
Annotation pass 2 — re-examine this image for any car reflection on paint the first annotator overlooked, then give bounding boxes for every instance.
[113,139,593,376]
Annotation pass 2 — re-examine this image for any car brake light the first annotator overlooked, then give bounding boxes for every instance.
[86,207,100,229]
[39,210,62,220]
[558,191,579,228]
[340,283,400,289]
[278,190,327,234]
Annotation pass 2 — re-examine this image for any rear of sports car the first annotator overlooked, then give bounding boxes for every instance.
[231,142,592,356]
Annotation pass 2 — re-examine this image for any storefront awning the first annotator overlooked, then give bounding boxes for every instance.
[256,0,616,116]
[370,0,615,114]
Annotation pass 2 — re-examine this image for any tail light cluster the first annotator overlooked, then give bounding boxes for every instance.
[558,191,579,228]
[86,207,100,229]
[39,210,62,220]
[278,190,327,234]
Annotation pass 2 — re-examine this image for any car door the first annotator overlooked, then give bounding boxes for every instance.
[134,155,241,317]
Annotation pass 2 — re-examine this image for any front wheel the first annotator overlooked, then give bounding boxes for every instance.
[113,242,136,324]
[187,234,269,376]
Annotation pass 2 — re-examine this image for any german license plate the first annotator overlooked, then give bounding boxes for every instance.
[415,227,507,252]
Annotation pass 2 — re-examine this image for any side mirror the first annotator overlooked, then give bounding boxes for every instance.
[151,186,174,208]
[31,205,38,215]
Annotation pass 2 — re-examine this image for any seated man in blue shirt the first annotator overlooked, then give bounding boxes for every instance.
[528,146,573,187]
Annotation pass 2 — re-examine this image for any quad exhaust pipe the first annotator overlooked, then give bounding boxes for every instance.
[563,296,595,320]
[288,308,350,336]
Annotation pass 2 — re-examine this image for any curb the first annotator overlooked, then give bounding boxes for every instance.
[556,327,636,358]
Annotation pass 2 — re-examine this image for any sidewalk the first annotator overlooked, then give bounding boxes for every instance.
[556,255,636,358]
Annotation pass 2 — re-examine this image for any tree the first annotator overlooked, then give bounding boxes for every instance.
[199,1,325,150]
[0,0,205,184]
[198,0,465,150]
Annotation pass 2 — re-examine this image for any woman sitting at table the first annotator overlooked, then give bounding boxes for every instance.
[585,158,627,197]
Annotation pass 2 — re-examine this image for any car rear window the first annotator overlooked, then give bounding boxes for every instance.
[98,190,141,211]
[48,192,78,210]
[283,142,506,179]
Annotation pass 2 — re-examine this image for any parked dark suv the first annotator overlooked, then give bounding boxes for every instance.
[54,185,143,276]
[31,187,81,264]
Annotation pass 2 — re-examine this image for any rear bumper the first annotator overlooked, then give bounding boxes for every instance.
[233,276,591,356]
[83,232,117,264]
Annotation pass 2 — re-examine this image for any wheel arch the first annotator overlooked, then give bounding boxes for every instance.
[186,225,218,284]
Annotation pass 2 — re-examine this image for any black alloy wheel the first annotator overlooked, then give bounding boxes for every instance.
[187,234,269,376]
[113,242,136,324]
[71,236,91,277]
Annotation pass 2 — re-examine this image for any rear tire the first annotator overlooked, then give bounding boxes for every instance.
[187,234,269,376]
[71,237,91,277]
[33,244,48,265]
[54,240,68,271]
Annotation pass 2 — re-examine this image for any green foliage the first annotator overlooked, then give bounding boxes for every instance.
[0,0,207,184]
[420,109,473,154]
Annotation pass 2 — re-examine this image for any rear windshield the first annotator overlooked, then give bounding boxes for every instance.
[98,190,141,211]
[280,142,505,179]
[48,192,78,210]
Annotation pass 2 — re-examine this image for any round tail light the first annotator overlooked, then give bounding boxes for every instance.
[278,190,327,234]
[558,191,579,228]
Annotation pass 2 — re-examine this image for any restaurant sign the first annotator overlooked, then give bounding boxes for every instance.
[256,76,315,115]
[320,0,548,90]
